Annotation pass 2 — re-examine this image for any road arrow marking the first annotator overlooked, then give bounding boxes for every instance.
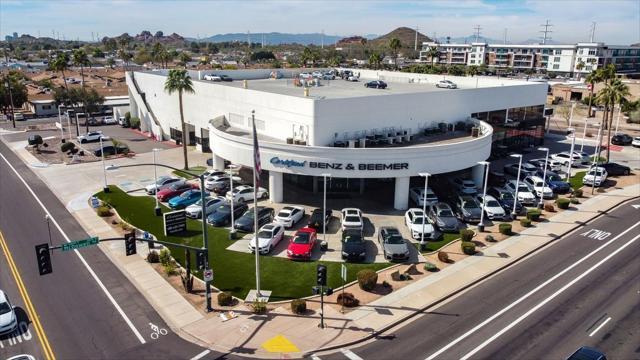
[632,204,640,209]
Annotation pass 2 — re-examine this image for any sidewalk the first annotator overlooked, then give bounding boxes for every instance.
[5,138,640,358]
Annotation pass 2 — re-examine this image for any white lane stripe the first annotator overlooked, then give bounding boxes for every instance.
[310,354,322,360]
[461,233,640,360]
[0,151,147,344]
[589,316,612,337]
[426,220,640,360]
[190,349,211,360]
[341,348,364,360]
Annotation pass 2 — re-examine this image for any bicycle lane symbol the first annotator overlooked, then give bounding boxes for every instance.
[149,322,168,340]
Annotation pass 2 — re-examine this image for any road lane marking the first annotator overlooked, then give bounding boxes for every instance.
[425,220,640,360]
[310,355,322,360]
[0,151,146,344]
[589,316,612,337]
[341,348,364,360]
[461,233,640,360]
[580,229,612,241]
[190,349,211,360]
[0,231,55,360]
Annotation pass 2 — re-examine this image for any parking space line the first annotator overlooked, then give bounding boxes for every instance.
[589,316,612,337]
[190,349,210,360]
[0,151,146,344]
[341,348,364,360]
[0,230,55,360]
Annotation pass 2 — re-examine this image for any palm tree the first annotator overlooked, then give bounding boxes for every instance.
[50,52,70,91]
[73,49,93,132]
[151,42,164,66]
[164,69,195,170]
[585,70,601,118]
[466,65,478,77]
[597,79,629,161]
[426,46,439,65]
[575,60,585,77]
[300,47,313,68]
[118,49,132,71]
[178,52,192,68]
[388,38,402,70]
[369,52,382,70]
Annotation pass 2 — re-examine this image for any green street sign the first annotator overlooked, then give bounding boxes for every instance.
[62,237,99,252]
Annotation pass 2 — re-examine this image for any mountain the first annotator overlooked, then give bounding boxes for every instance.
[197,32,343,45]
[369,27,431,48]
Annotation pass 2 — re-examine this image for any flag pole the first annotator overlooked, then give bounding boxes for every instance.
[252,110,261,298]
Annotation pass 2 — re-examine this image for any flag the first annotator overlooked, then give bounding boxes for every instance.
[252,113,261,188]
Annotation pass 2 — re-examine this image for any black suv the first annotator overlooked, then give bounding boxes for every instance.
[611,133,633,145]
[341,228,366,262]
[234,206,274,232]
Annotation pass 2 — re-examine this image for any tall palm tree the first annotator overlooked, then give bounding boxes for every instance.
[151,42,164,66]
[597,79,629,161]
[50,52,70,91]
[164,69,195,170]
[584,70,601,118]
[369,52,382,70]
[73,49,93,132]
[388,38,402,70]
[426,46,439,65]
[575,60,585,75]
[178,52,192,68]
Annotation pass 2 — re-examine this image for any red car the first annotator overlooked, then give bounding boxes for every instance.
[157,182,197,202]
[287,227,317,260]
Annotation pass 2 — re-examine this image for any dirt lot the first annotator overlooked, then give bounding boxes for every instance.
[25,68,128,100]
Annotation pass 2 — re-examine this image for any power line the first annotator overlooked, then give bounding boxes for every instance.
[473,25,482,43]
[540,19,553,45]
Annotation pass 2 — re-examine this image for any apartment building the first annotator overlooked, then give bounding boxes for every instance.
[420,42,640,75]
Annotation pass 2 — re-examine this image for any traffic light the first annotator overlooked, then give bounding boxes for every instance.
[196,249,207,270]
[35,243,52,276]
[124,231,136,256]
[316,264,327,286]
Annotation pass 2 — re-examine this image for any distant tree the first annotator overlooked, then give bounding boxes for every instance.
[118,49,132,70]
[92,48,104,58]
[466,65,478,77]
[177,52,191,67]
[164,69,194,170]
[597,78,629,161]
[388,38,402,69]
[154,31,164,38]
[0,72,28,115]
[190,41,200,53]
[368,52,382,70]
[50,52,70,91]
[426,46,439,65]
[448,65,465,76]
[250,51,275,62]
[133,47,153,65]
[206,43,219,55]
[106,57,115,69]
[585,70,602,118]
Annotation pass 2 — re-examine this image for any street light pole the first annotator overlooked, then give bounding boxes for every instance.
[5,80,15,128]
[565,128,576,183]
[538,147,549,209]
[580,119,588,153]
[477,161,489,232]
[152,148,161,216]
[614,105,621,135]
[321,173,331,242]
[198,173,213,312]
[510,154,522,219]
[99,137,109,193]
[419,172,430,249]
[227,165,238,240]
[591,123,603,195]
[57,105,64,139]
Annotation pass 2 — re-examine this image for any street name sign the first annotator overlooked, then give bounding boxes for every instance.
[164,210,187,236]
[62,237,99,252]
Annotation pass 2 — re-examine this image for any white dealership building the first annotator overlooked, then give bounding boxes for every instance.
[127,69,548,210]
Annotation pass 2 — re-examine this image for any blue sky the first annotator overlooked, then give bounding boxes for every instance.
[1,0,638,44]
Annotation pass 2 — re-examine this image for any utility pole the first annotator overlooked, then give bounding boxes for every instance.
[414,25,419,51]
[504,28,508,44]
[4,78,16,128]
[321,29,324,49]
[247,30,251,48]
[473,25,482,43]
[589,22,596,42]
[540,20,553,45]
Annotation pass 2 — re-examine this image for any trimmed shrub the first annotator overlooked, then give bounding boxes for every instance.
[499,223,512,235]
[337,292,360,307]
[544,203,555,212]
[129,116,141,129]
[437,251,449,263]
[163,262,178,276]
[460,229,475,242]
[520,218,532,227]
[556,198,570,209]
[60,141,75,153]
[573,188,583,198]
[146,250,160,263]
[291,299,307,314]
[96,205,112,217]
[217,292,233,306]
[571,198,580,204]
[526,209,541,221]
[424,262,439,272]
[252,300,267,314]
[357,269,378,291]
[461,241,476,255]
[159,248,172,266]
[485,235,496,242]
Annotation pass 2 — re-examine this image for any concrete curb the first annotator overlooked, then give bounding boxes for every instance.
[303,193,640,357]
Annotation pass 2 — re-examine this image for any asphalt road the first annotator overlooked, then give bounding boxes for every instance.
[319,200,640,360]
[0,138,235,359]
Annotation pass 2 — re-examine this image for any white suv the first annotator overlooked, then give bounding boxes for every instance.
[505,179,536,205]
[404,208,435,239]
[583,167,608,187]
[523,176,554,199]
[409,186,438,206]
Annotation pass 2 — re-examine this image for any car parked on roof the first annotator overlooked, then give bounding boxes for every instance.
[450,178,478,195]
[168,189,203,209]
[436,80,457,89]
[185,196,226,219]
[378,227,410,261]
[219,75,233,82]
[453,194,483,223]
[206,203,248,227]
[249,223,285,254]
[77,130,108,143]
[504,180,536,205]
[503,162,538,178]
[274,206,305,228]
[409,186,438,206]
[341,229,366,262]
[203,74,222,81]
[340,208,363,232]
[427,202,459,232]
[591,162,631,176]
[308,208,332,232]
[312,71,323,78]
[234,206,274,232]
[488,186,523,215]
[611,133,633,145]
[523,176,554,199]
[157,182,197,202]
[145,176,181,195]
[405,208,435,240]
[475,194,507,220]
[364,80,387,89]
[287,227,317,260]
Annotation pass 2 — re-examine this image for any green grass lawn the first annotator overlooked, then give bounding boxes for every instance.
[414,232,460,253]
[569,171,587,190]
[172,166,207,180]
[96,186,388,300]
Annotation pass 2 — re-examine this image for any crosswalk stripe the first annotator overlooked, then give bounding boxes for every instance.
[341,348,364,360]
[310,355,322,360]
